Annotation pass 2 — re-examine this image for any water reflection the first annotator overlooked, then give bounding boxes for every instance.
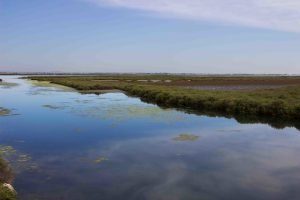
[0,76,300,200]
[39,92,184,125]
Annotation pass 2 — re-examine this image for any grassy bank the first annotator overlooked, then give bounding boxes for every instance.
[28,75,300,129]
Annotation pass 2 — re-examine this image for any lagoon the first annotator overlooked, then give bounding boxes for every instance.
[1,76,300,200]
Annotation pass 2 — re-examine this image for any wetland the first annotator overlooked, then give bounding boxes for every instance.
[1,75,300,200]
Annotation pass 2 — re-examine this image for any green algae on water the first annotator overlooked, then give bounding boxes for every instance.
[0,146,16,155]
[173,134,199,141]
[70,103,181,125]
[28,75,300,129]
[74,128,82,133]
[16,154,32,163]
[42,104,66,110]
[0,108,11,117]
[0,82,18,89]
[0,145,38,173]
[95,156,108,164]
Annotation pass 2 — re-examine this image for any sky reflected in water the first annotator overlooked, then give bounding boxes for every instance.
[0,76,300,200]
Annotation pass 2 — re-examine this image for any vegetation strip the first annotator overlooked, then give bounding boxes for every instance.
[28,75,300,129]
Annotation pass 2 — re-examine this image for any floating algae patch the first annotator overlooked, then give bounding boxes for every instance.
[0,82,18,89]
[0,145,38,173]
[16,154,32,163]
[42,93,185,125]
[69,103,183,125]
[74,128,82,133]
[94,156,108,164]
[0,108,11,117]
[173,134,199,142]
[0,146,16,155]
[75,99,93,104]
[42,104,67,110]
[9,154,38,173]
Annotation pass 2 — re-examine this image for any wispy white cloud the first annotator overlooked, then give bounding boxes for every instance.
[86,0,300,32]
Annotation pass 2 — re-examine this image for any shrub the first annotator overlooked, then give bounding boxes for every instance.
[0,185,17,200]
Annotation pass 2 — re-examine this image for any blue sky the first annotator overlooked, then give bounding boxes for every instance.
[1,0,300,73]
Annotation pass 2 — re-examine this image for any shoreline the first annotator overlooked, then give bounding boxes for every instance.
[0,157,17,200]
[27,75,300,130]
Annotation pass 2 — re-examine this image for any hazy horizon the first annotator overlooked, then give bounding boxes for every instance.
[1,0,300,74]
[1,71,300,76]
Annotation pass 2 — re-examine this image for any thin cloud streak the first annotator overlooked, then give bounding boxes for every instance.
[87,0,300,32]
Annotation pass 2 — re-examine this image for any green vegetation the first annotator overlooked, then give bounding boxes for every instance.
[0,185,17,200]
[174,134,199,141]
[0,146,16,154]
[29,80,75,91]
[16,154,31,163]
[0,146,15,193]
[42,104,66,110]
[0,145,37,173]
[0,158,16,200]
[0,145,38,200]
[0,108,11,117]
[0,158,13,184]
[0,82,18,89]
[28,75,300,129]
[95,156,108,164]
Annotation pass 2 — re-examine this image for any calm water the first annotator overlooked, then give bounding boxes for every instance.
[1,76,300,200]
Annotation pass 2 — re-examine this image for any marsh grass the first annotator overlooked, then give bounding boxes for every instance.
[29,75,300,129]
